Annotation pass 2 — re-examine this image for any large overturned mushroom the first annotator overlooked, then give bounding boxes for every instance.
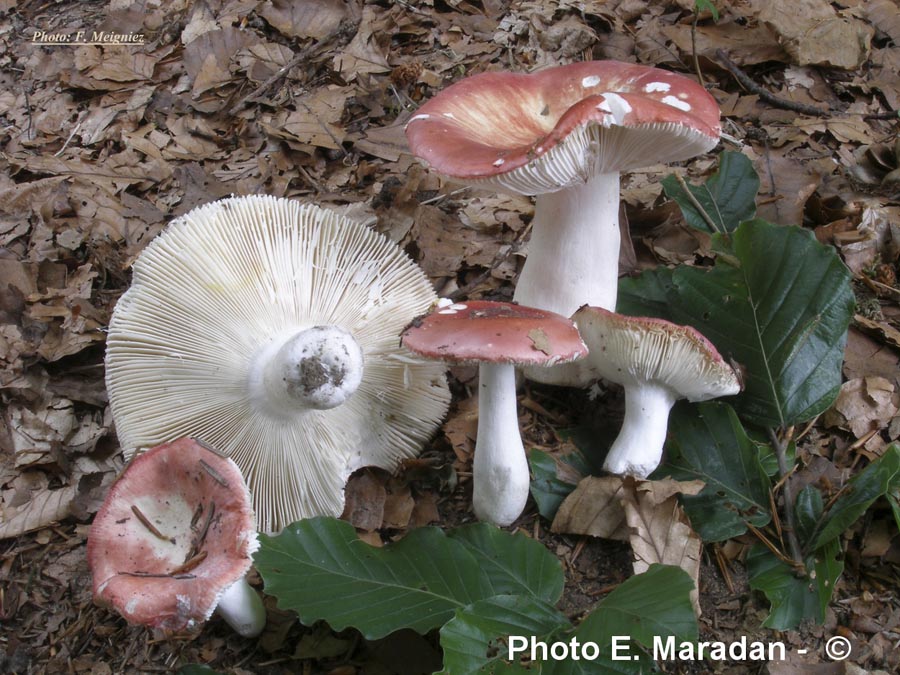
[105,196,451,534]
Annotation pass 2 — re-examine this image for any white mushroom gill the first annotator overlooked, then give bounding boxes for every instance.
[106,196,451,534]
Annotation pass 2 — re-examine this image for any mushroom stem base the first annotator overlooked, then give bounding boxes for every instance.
[250,324,364,418]
[603,383,677,479]
[216,577,266,638]
[472,363,529,526]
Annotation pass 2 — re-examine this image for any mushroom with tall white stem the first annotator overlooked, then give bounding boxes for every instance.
[87,437,266,637]
[570,306,743,478]
[105,196,451,534]
[400,300,587,526]
[405,61,720,383]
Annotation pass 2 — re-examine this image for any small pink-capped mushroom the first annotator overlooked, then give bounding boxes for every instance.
[571,307,743,478]
[87,437,265,637]
[406,62,720,383]
[401,300,587,525]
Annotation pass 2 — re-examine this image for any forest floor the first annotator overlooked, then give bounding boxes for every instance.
[1,0,900,673]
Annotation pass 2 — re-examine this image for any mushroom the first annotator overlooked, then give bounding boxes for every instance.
[571,306,743,478]
[105,196,451,534]
[405,61,720,383]
[87,437,265,637]
[400,300,587,525]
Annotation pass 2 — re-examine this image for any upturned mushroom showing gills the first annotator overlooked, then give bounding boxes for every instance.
[105,196,451,534]
[401,300,587,526]
[571,307,742,478]
[88,437,265,637]
[405,61,720,323]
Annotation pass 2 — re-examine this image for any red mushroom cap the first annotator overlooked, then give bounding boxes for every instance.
[401,300,587,366]
[87,437,258,633]
[405,61,720,192]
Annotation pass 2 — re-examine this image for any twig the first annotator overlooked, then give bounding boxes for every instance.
[131,505,175,544]
[716,48,900,121]
[228,27,346,115]
[169,550,208,575]
[673,173,721,234]
[768,427,805,569]
[715,49,829,117]
[691,10,704,87]
[746,521,805,571]
[54,120,82,157]
[199,458,228,487]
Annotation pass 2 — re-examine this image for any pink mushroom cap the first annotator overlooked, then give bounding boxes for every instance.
[405,60,721,190]
[401,300,587,366]
[87,437,258,633]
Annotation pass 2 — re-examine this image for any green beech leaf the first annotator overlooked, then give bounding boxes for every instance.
[659,401,771,541]
[805,444,900,551]
[439,596,570,675]
[545,564,698,674]
[448,524,565,603]
[256,517,564,640]
[661,151,757,233]
[619,220,854,428]
[439,566,697,675]
[747,542,843,630]
[694,0,720,21]
[528,448,592,520]
[749,483,843,629]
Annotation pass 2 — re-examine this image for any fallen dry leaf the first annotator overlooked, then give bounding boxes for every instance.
[551,475,629,541]
[341,470,387,532]
[823,376,899,450]
[0,483,77,540]
[621,478,705,616]
[758,0,874,69]
[259,0,354,40]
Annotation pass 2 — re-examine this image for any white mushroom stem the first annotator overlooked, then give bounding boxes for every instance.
[215,577,266,638]
[513,172,621,318]
[249,325,365,417]
[472,363,530,526]
[603,382,678,479]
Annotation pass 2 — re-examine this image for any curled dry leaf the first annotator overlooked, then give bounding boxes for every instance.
[0,484,77,540]
[552,475,704,614]
[824,377,899,453]
[551,475,630,541]
[620,478,705,617]
[759,0,874,69]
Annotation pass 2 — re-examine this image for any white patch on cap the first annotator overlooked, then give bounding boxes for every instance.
[582,75,602,88]
[597,93,632,125]
[442,112,456,119]
[436,298,454,309]
[438,303,468,315]
[644,81,671,93]
[661,95,691,111]
[493,158,505,167]
[409,114,430,122]
[125,598,140,614]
